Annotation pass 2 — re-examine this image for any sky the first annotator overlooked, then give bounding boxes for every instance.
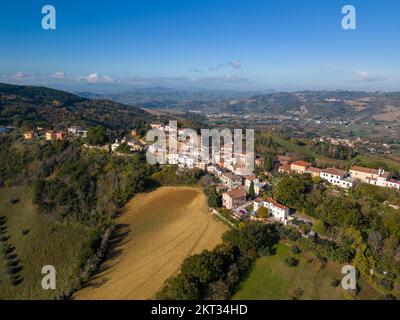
[0,0,399,92]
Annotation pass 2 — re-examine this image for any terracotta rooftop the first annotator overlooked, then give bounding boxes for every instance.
[350,165,379,175]
[291,160,312,168]
[278,163,291,171]
[321,167,345,177]
[306,167,322,173]
[225,189,246,198]
[350,165,389,178]
[245,175,258,181]
[265,197,289,210]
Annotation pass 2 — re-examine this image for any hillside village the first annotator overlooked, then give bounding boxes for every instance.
[3,120,400,238]
[144,123,400,233]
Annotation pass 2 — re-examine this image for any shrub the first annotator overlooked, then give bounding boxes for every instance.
[284,257,299,267]
[10,198,20,204]
[290,288,304,300]
[21,229,30,236]
[330,279,341,288]
[291,245,300,254]
[379,278,394,291]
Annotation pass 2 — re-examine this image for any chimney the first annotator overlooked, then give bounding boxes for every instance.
[378,168,385,175]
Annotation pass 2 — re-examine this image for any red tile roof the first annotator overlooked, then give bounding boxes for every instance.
[350,165,379,175]
[225,189,246,198]
[306,167,322,173]
[321,167,345,177]
[291,160,312,168]
[245,175,258,181]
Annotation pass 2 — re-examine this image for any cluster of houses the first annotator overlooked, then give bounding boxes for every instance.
[22,126,88,141]
[278,158,400,190]
[207,159,292,225]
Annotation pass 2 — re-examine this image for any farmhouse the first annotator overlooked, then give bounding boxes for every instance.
[278,155,292,164]
[290,160,311,174]
[348,165,400,189]
[278,163,291,174]
[222,188,247,210]
[305,166,322,178]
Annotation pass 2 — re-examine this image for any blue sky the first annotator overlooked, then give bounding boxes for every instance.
[0,0,399,92]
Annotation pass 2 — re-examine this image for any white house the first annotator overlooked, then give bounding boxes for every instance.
[253,197,291,225]
[320,168,355,189]
[244,176,260,191]
[221,173,243,190]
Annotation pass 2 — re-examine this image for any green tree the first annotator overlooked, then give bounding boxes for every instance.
[205,186,222,208]
[116,143,131,154]
[313,219,326,235]
[263,153,277,172]
[256,206,268,219]
[274,175,312,209]
[222,222,278,255]
[85,126,107,146]
[156,274,199,300]
[248,181,255,200]
[180,250,225,284]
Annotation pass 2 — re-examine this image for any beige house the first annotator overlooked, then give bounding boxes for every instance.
[278,163,291,174]
[290,160,312,174]
[222,189,247,210]
[349,165,399,190]
[306,166,322,178]
[349,166,389,183]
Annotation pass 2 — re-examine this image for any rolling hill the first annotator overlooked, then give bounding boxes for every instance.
[0,83,153,130]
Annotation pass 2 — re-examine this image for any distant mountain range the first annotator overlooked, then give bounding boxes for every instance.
[82,88,400,121]
[0,83,152,129]
[77,87,275,108]
[2,83,400,128]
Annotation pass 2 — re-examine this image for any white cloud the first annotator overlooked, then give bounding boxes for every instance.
[12,72,34,81]
[356,71,385,82]
[84,73,114,83]
[52,71,66,79]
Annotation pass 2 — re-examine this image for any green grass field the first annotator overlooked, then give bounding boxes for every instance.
[0,186,93,299]
[232,243,380,300]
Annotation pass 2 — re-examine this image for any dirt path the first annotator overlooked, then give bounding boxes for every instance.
[75,186,227,300]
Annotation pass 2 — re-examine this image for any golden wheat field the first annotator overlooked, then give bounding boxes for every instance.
[75,186,227,300]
